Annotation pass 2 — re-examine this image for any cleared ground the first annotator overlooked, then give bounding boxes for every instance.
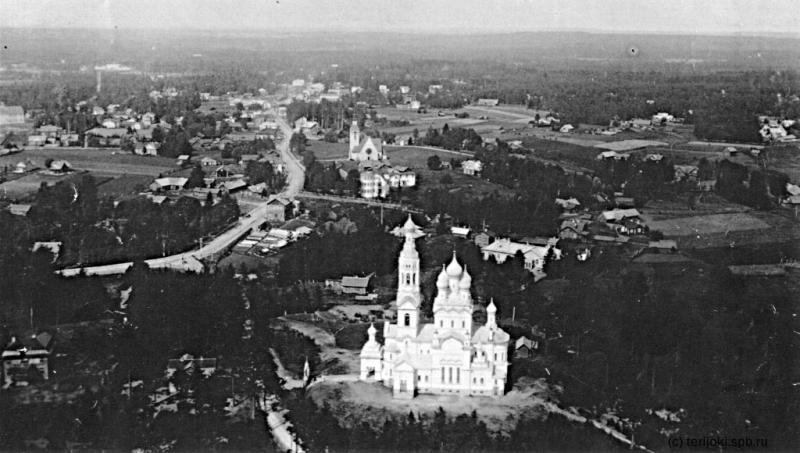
[96,174,153,197]
[306,141,348,160]
[307,378,554,434]
[384,146,472,168]
[0,172,77,199]
[645,212,771,236]
[1,148,176,176]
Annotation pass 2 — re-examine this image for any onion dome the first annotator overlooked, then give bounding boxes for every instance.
[459,266,472,289]
[437,265,449,288]
[446,252,463,278]
[367,323,376,336]
[487,299,497,313]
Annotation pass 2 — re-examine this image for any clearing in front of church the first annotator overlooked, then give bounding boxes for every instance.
[306,377,556,434]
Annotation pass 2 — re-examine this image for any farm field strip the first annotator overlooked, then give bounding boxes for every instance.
[645,212,771,236]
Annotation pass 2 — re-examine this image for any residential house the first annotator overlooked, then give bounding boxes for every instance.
[476,98,499,107]
[176,154,191,166]
[481,238,555,274]
[48,160,72,173]
[201,157,219,167]
[86,127,128,146]
[27,134,47,147]
[514,336,538,359]
[134,142,160,156]
[651,112,674,124]
[221,179,247,193]
[674,165,699,182]
[215,164,243,178]
[555,197,580,211]
[150,177,188,192]
[461,159,483,176]
[473,231,493,248]
[37,125,63,138]
[596,151,630,161]
[360,171,390,199]
[451,226,471,238]
[559,218,589,240]
[340,274,373,295]
[166,354,217,378]
[264,195,292,223]
[599,208,644,235]
[7,203,32,216]
[559,124,575,133]
[614,196,636,209]
[2,332,54,387]
[0,105,25,126]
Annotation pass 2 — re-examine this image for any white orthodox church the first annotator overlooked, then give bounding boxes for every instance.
[360,216,511,399]
[349,120,385,161]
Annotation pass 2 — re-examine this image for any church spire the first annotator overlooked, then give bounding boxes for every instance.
[486,299,497,329]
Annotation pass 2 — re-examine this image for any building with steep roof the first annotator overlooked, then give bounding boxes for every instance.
[348,121,385,161]
[360,216,510,398]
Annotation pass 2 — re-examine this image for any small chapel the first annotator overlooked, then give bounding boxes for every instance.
[360,216,511,399]
[349,120,385,161]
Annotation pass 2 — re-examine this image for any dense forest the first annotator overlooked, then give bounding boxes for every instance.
[9,176,241,266]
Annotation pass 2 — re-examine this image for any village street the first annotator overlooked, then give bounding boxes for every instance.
[58,110,305,277]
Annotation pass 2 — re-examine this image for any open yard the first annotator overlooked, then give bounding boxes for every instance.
[0,147,176,177]
[306,140,348,160]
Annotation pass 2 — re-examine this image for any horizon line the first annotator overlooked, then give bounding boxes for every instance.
[2,25,799,39]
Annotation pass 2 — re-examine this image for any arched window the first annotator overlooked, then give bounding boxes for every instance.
[404,313,410,326]
[405,274,410,285]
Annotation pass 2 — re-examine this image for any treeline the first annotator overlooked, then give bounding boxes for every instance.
[284,399,622,452]
[522,248,800,449]
[0,212,110,329]
[276,210,399,285]
[1,267,279,451]
[419,124,482,151]
[285,99,347,129]
[221,137,276,159]
[716,159,789,209]
[26,176,239,265]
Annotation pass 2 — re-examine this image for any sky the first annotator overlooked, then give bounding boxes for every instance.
[3,0,798,36]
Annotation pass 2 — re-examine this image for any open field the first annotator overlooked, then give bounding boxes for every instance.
[645,212,771,236]
[306,140,348,160]
[0,148,176,176]
[0,171,82,200]
[96,174,153,197]
[415,168,516,198]
[384,145,472,168]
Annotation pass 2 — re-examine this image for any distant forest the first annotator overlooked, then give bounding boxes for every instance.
[3,30,800,143]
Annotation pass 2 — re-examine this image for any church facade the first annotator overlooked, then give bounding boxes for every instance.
[360,216,510,399]
[349,120,385,161]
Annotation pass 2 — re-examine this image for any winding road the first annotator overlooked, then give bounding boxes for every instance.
[59,114,304,277]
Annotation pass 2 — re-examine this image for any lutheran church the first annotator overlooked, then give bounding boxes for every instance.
[349,120,385,161]
[360,216,511,399]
